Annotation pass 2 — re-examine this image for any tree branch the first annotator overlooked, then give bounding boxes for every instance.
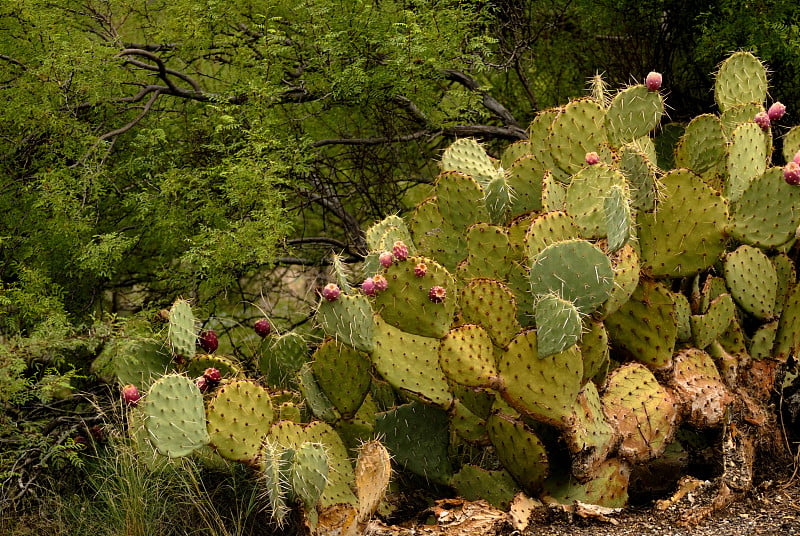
[443,69,524,131]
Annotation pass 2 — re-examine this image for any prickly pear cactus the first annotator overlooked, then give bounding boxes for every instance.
[114,51,800,526]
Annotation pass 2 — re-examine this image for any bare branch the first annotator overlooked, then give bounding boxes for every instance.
[443,69,524,130]
[118,48,201,94]
[97,90,161,141]
[312,129,434,148]
[0,54,28,71]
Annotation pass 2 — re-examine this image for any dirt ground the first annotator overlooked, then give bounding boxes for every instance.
[364,472,800,536]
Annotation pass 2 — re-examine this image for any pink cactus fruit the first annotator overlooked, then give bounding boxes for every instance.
[585,151,600,165]
[196,376,209,392]
[379,251,394,268]
[392,241,409,261]
[122,384,140,407]
[361,277,377,296]
[784,161,800,185]
[254,318,271,338]
[753,111,771,131]
[203,367,222,383]
[645,71,662,91]
[373,274,388,292]
[414,262,428,277]
[429,285,446,304]
[322,283,341,302]
[768,102,786,121]
[199,329,219,353]
[793,150,800,165]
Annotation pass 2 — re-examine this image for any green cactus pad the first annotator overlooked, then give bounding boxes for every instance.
[564,164,628,239]
[291,442,329,513]
[206,379,274,463]
[580,319,610,383]
[302,421,359,507]
[524,210,580,260]
[258,331,311,386]
[365,215,415,254]
[440,138,501,187]
[450,399,488,443]
[484,174,515,224]
[601,363,680,462]
[620,143,659,213]
[675,114,727,175]
[782,125,800,163]
[605,84,664,147]
[529,239,614,314]
[563,381,617,481]
[297,362,339,422]
[498,329,583,427]
[730,167,800,248]
[505,155,544,218]
[541,170,568,211]
[439,324,499,389]
[501,139,532,169]
[450,465,518,509]
[371,315,453,407]
[186,354,243,380]
[549,98,608,177]
[374,255,457,339]
[698,275,729,314]
[723,244,778,320]
[528,109,564,180]
[772,253,797,317]
[375,401,453,483]
[168,298,197,359]
[311,339,371,419]
[720,102,764,137]
[714,51,768,112]
[543,458,630,508]
[637,169,729,277]
[689,293,735,349]
[601,243,640,318]
[747,320,778,359]
[487,412,549,493]
[775,284,800,363]
[534,293,582,358]
[114,338,172,390]
[435,170,490,230]
[408,198,467,271]
[604,184,632,252]
[604,279,677,369]
[457,223,513,280]
[144,374,209,458]
[669,348,733,428]
[258,440,293,525]
[725,122,769,203]
[673,289,693,342]
[459,278,522,348]
[316,293,374,354]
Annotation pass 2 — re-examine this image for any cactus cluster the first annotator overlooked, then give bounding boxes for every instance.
[109,52,800,530]
[314,51,800,509]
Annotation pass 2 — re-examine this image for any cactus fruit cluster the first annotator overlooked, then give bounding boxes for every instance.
[109,52,800,530]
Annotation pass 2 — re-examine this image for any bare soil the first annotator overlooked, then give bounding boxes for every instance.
[364,472,800,536]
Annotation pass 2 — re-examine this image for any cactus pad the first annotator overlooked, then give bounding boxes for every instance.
[206,379,274,463]
[601,363,679,462]
[144,374,209,458]
[529,239,614,314]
